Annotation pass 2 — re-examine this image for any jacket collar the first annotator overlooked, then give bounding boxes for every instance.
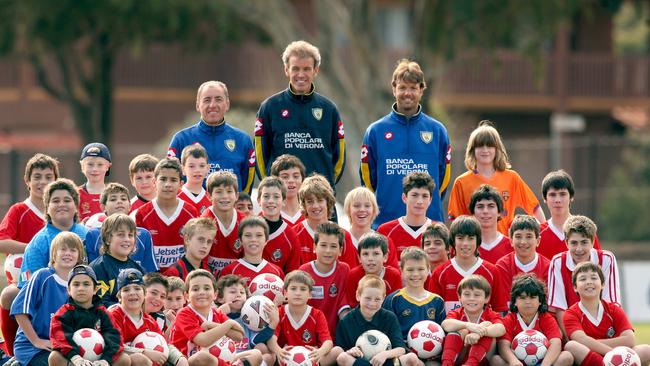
[285,84,315,103]
[197,119,227,135]
[390,103,422,125]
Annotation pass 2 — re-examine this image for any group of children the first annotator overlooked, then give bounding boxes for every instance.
[0,121,648,366]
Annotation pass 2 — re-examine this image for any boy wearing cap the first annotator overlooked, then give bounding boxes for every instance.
[78,142,112,222]
[49,264,130,366]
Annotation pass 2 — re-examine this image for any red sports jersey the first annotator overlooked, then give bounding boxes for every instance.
[130,195,149,213]
[275,305,331,347]
[135,199,198,270]
[377,217,433,266]
[500,312,561,343]
[446,306,503,323]
[281,210,305,228]
[178,186,211,215]
[295,221,359,269]
[264,221,301,273]
[109,305,164,342]
[478,233,512,264]
[0,199,45,244]
[538,219,601,260]
[547,249,620,311]
[163,256,213,281]
[299,261,350,338]
[349,232,399,269]
[219,259,285,284]
[428,258,508,313]
[170,305,229,356]
[201,208,246,273]
[78,185,102,221]
[345,265,403,308]
[496,252,550,298]
[563,300,632,340]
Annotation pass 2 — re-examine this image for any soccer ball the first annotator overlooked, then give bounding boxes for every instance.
[4,254,23,284]
[249,273,284,303]
[201,336,237,362]
[355,330,391,360]
[241,295,274,331]
[72,328,105,361]
[604,346,642,366]
[407,320,445,359]
[511,329,549,366]
[132,331,169,356]
[284,346,316,366]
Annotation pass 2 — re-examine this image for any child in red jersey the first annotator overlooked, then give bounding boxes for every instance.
[170,270,245,366]
[164,217,217,280]
[165,276,187,329]
[179,144,212,214]
[491,274,572,366]
[563,262,650,365]
[295,174,358,268]
[422,222,450,273]
[269,270,342,366]
[128,154,159,213]
[201,171,247,273]
[270,154,306,228]
[496,215,550,299]
[469,184,512,264]
[136,158,199,271]
[144,272,173,337]
[429,216,508,314]
[441,275,505,366]
[78,142,112,221]
[256,176,300,273]
[110,268,188,366]
[538,170,600,260]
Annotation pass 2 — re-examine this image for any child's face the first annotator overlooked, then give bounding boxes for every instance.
[131,170,156,197]
[459,287,488,315]
[259,186,284,218]
[349,197,374,229]
[185,228,215,262]
[544,187,572,215]
[219,284,247,312]
[156,168,182,201]
[422,235,448,264]
[187,275,217,309]
[314,234,342,267]
[573,270,603,299]
[26,167,56,199]
[103,193,130,215]
[210,184,238,213]
[278,167,303,199]
[474,145,496,166]
[240,225,267,257]
[235,200,253,215]
[69,275,97,306]
[566,232,594,264]
[357,287,384,317]
[514,293,540,318]
[511,229,539,259]
[80,157,111,184]
[402,258,429,289]
[145,283,168,313]
[285,281,311,306]
[119,284,145,313]
[108,225,135,260]
[165,289,186,312]
[359,247,386,275]
[183,156,209,186]
[473,198,499,229]
[303,195,328,222]
[47,189,77,225]
[402,187,432,217]
[53,245,80,270]
[454,234,478,260]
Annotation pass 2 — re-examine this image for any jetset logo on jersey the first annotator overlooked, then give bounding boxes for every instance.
[281,109,290,118]
[312,107,323,121]
[224,139,236,151]
[421,131,433,144]
[283,132,324,149]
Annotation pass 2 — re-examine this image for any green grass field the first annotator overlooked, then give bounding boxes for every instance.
[635,323,650,344]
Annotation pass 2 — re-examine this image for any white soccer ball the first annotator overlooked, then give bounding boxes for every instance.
[72,328,105,361]
[407,320,445,359]
[355,330,391,360]
[249,273,284,304]
[511,329,549,366]
[200,336,237,362]
[240,295,273,331]
[284,346,316,366]
[4,254,23,284]
[604,346,642,366]
[132,331,169,356]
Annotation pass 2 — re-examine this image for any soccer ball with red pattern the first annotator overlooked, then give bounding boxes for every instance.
[604,346,641,366]
[512,330,549,365]
[241,295,274,331]
[356,330,391,360]
[133,331,169,356]
[284,346,316,366]
[201,336,237,362]
[249,273,284,304]
[407,320,445,359]
[72,328,105,361]
[4,254,23,284]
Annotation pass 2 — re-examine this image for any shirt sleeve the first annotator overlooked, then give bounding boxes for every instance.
[83,229,100,264]
[499,314,516,342]
[610,304,633,334]
[490,268,509,312]
[0,204,20,241]
[331,110,346,184]
[167,131,184,159]
[562,307,582,339]
[514,172,541,214]
[98,308,125,362]
[447,178,467,221]
[359,129,376,192]
[539,313,562,341]
[547,257,568,311]
[335,314,353,350]
[174,309,204,346]
[435,296,446,325]
[254,103,271,180]
[385,311,405,349]
[601,251,621,305]
[50,305,81,360]
[136,228,159,273]
[19,231,49,287]
[11,268,44,317]
[315,309,332,345]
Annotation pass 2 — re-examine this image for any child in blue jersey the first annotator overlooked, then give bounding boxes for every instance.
[10,232,85,366]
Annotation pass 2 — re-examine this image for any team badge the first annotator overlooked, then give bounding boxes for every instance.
[427,308,437,320]
[272,249,282,261]
[401,309,411,317]
[233,239,242,251]
[302,329,312,343]
[281,109,290,118]
[224,139,236,151]
[329,283,338,296]
[501,190,510,201]
[606,326,615,338]
[384,132,393,140]
[312,108,323,121]
[420,131,433,144]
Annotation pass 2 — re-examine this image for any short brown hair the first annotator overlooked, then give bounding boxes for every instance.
[509,215,540,238]
[357,274,386,296]
[49,232,85,267]
[283,270,314,291]
[563,215,597,242]
[129,154,158,177]
[422,222,451,252]
[206,170,238,194]
[541,169,575,199]
[154,158,183,180]
[469,184,504,218]
[44,179,79,222]
[216,274,249,300]
[167,276,185,293]
[457,274,491,298]
[238,216,269,241]
[400,247,429,270]
[183,217,217,244]
[144,272,170,292]
[572,262,605,288]
[181,143,208,166]
[282,40,321,68]
[298,174,335,218]
[314,222,344,248]
[25,153,60,181]
[403,171,435,196]
[100,214,137,255]
[465,121,511,171]
[450,215,481,256]
[270,154,306,179]
[100,182,130,206]
[391,59,426,89]
[258,176,287,200]
[185,269,217,292]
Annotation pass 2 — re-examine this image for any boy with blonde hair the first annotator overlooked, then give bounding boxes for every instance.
[164,217,217,280]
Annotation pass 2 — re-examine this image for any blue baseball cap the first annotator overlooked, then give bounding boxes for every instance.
[117,268,144,290]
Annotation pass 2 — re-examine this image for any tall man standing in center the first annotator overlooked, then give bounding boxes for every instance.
[360,59,451,227]
[255,40,346,220]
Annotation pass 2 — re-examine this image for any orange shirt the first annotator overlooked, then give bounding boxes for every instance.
[448,169,540,235]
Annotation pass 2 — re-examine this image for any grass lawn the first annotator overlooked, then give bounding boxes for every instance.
[635,323,650,344]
